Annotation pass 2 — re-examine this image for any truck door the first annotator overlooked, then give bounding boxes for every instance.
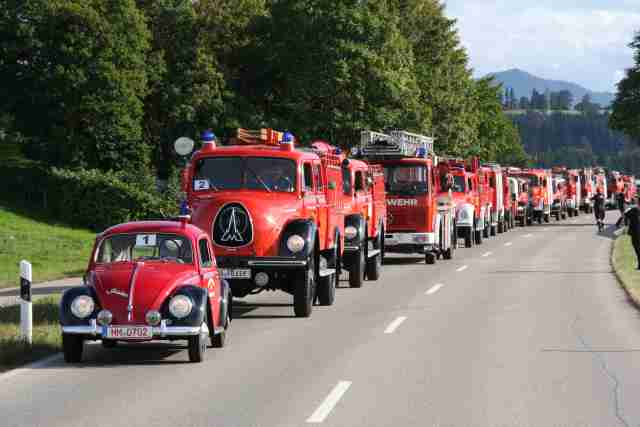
[302,161,319,226]
[313,161,330,249]
[198,237,220,326]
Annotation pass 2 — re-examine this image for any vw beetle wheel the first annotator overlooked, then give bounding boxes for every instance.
[212,313,229,348]
[62,334,83,363]
[294,252,315,317]
[188,320,208,363]
[348,244,365,288]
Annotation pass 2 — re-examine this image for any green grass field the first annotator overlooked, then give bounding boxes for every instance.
[613,235,640,301]
[0,206,95,288]
[0,296,61,372]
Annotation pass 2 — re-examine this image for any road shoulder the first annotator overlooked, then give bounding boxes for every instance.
[612,233,640,308]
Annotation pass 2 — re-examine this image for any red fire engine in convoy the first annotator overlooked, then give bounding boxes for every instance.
[484,163,505,235]
[564,169,581,217]
[521,169,552,223]
[551,167,568,221]
[607,170,624,208]
[505,168,533,226]
[594,168,608,200]
[623,175,637,203]
[504,174,518,230]
[179,129,345,318]
[356,130,455,264]
[580,168,595,213]
[328,146,386,288]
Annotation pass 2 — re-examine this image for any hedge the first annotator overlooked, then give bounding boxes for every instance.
[1,160,179,231]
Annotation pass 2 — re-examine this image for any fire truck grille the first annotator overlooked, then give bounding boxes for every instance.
[212,203,253,248]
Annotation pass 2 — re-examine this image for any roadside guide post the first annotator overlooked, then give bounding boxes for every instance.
[19,260,32,345]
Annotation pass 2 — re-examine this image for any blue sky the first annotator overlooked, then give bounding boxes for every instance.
[444,0,640,92]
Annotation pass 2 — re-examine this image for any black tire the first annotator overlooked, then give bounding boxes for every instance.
[294,251,316,317]
[188,315,208,363]
[62,334,83,363]
[555,212,560,221]
[443,245,454,260]
[211,312,229,348]
[498,221,504,234]
[102,339,117,349]
[318,241,338,305]
[483,223,489,238]
[544,213,550,223]
[491,224,497,236]
[348,244,365,288]
[475,228,483,245]
[425,252,436,264]
[365,234,382,281]
[464,228,473,248]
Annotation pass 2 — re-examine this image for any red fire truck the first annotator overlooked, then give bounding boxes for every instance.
[178,129,345,318]
[476,165,494,239]
[483,163,505,235]
[580,168,595,213]
[607,170,624,209]
[504,174,518,230]
[356,130,455,264]
[623,175,637,203]
[551,168,568,221]
[505,168,532,226]
[565,169,581,217]
[326,145,386,288]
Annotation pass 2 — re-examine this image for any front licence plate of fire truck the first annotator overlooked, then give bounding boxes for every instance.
[220,269,252,279]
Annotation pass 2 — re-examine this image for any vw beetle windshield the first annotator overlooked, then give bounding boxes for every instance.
[383,165,428,195]
[96,233,193,264]
[194,157,296,193]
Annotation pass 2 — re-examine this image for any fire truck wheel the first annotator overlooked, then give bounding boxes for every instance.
[425,252,436,264]
[102,339,117,349]
[365,234,382,281]
[62,334,83,363]
[348,244,365,288]
[294,253,315,317]
[443,245,454,260]
[561,211,567,219]
[498,221,504,234]
[464,228,473,248]
[575,209,579,217]
[317,245,337,306]
[483,224,489,239]
[491,224,497,236]
[475,228,483,245]
[544,214,550,223]
[555,212,561,221]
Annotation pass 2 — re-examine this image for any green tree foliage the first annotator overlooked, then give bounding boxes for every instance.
[611,32,640,140]
[137,0,226,180]
[0,0,151,170]
[575,93,601,115]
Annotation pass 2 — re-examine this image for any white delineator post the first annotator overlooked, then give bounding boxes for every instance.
[19,260,32,345]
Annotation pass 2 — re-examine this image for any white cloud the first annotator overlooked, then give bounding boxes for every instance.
[444,1,640,92]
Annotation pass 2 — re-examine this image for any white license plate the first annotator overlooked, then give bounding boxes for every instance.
[104,325,152,339]
[220,268,251,279]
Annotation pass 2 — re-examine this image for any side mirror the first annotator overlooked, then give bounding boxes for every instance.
[328,181,337,190]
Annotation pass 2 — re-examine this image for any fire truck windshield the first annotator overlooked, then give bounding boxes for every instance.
[194,157,296,193]
[451,175,465,192]
[383,165,428,196]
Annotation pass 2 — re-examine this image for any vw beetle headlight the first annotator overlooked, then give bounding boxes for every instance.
[169,295,193,319]
[286,235,306,253]
[70,295,95,319]
[344,226,358,240]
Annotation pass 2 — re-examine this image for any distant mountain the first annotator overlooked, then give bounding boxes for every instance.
[485,68,614,107]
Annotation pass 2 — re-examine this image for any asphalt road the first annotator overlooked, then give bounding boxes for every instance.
[2,212,640,427]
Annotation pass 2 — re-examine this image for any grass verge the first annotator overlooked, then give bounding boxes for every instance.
[612,234,640,306]
[0,206,94,288]
[0,295,61,372]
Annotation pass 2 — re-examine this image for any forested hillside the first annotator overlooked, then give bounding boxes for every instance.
[0,0,526,184]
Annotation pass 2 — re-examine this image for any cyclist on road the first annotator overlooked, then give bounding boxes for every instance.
[592,188,606,232]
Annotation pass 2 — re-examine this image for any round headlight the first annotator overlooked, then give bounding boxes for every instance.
[70,295,95,319]
[286,234,305,253]
[169,295,193,319]
[146,310,162,326]
[96,309,112,326]
[344,226,358,240]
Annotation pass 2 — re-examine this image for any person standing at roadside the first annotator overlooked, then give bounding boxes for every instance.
[617,198,640,270]
[592,188,606,232]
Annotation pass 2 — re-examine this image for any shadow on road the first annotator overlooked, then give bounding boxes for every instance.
[382,257,425,266]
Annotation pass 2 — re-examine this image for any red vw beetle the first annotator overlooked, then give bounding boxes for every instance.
[59,220,230,363]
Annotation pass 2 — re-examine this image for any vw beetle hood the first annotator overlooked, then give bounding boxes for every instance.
[190,192,301,256]
[93,262,199,324]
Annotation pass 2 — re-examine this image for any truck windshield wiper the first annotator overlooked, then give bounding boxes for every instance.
[246,166,272,193]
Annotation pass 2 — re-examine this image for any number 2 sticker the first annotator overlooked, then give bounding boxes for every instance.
[194,180,210,191]
[135,234,157,247]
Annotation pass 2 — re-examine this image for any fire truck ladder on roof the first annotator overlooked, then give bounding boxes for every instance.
[359,130,434,159]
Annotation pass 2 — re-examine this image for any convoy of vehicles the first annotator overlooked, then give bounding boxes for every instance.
[57,127,639,364]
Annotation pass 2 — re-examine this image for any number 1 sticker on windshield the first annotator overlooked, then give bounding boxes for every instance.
[194,180,210,191]
[136,234,157,247]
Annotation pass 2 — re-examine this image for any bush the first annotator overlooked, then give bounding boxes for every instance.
[0,161,179,231]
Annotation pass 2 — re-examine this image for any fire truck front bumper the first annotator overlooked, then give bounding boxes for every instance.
[384,232,436,254]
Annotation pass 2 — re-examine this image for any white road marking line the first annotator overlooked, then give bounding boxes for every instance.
[307,381,352,423]
[456,265,468,272]
[504,242,513,247]
[524,233,533,238]
[384,316,408,334]
[0,353,62,383]
[482,251,492,257]
[426,283,444,295]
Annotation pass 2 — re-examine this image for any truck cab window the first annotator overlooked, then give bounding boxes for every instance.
[355,171,365,192]
[342,167,352,195]
[303,163,314,192]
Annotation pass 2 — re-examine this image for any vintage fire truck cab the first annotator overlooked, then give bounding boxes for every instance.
[550,172,568,221]
[564,169,581,217]
[476,166,494,240]
[356,130,455,264]
[179,129,344,318]
[594,168,608,200]
[521,169,552,224]
[623,175,637,203]
[330,147,387,288]
[607,170,624,208]
[503,175,518,230]
[437,159,477,248]
[505,168,531,226]
[483,163,505,235]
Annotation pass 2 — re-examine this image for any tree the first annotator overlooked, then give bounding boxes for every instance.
[0,0,151,171]
[137,0,227,180]
[575,94,600,116]
[610,32,640,140]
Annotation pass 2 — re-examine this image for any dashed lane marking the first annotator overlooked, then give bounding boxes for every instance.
[504,242,513,247]
[482,251,492,257]
[306,381,352,423]
[456,265,468,272]
[384,316,408,334]
[524,233,533,238]
[426,283,444,295]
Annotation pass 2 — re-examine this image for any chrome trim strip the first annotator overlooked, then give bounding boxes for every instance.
[127,262,143,322]
[247,260,307,267]
[343,246,360,252]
